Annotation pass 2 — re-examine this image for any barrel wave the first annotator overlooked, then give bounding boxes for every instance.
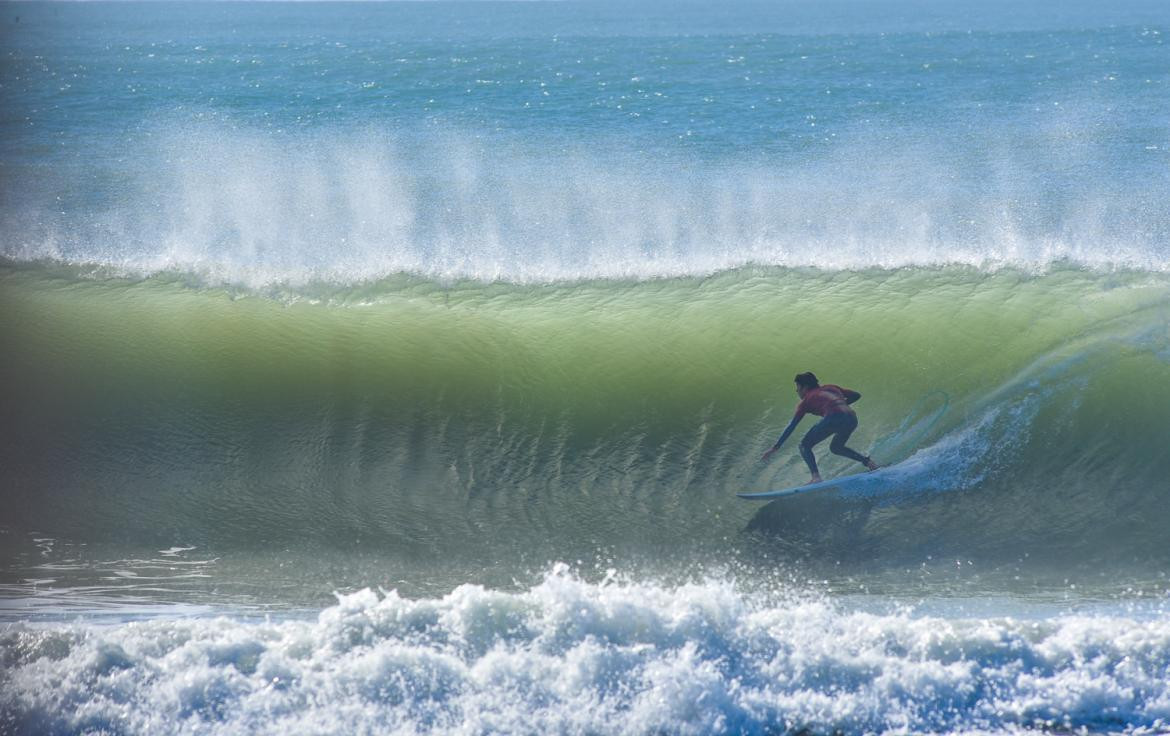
[3,262,1168,571]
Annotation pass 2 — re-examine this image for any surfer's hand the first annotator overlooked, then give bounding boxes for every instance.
[761,448,775,462]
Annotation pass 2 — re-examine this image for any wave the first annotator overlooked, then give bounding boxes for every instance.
[4,567,1170,735]
[2,263,1169,567]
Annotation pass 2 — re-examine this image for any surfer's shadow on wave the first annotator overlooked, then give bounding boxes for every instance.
[743,493,879,558]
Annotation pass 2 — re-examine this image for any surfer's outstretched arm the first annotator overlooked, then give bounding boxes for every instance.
[761,413,802,461]
[842,388,861,404]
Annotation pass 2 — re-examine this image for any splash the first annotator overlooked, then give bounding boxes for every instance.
[3,567,1170,735]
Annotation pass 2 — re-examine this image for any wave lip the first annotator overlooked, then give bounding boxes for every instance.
[3,568,1170,735]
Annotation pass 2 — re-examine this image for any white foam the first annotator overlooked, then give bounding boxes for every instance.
[4,567,1169,734]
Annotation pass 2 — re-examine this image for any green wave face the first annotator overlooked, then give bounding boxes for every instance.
[3,264,1169,567]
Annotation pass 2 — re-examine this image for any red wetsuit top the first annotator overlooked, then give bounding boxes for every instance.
[793,384,860,420]
[770,383,863,450]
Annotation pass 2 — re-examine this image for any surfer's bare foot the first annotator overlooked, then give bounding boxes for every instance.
[809,473,822,484]
[865,458,880,471]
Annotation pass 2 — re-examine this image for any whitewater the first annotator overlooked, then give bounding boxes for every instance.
[2,1,1170,734]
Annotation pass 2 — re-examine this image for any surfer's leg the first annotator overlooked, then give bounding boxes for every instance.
[827,414,876,468]
[798,419,834,477]
[798,442,820,476]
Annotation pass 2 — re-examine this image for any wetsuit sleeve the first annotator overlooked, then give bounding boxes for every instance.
[841,388,861,404]
[772,406,806,450]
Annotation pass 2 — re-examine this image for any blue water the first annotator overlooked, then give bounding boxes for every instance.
[2,2,1170,734]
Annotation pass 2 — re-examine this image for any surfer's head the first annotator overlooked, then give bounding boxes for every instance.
[794,372,819,397]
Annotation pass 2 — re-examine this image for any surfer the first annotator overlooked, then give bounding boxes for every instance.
[761,372,879,483]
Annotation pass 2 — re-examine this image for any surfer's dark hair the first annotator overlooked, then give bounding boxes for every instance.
[794,372,819,389]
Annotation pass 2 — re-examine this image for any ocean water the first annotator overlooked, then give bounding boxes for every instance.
[2,1,1170,734]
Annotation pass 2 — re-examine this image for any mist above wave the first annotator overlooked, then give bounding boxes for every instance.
[4,121,1168,286]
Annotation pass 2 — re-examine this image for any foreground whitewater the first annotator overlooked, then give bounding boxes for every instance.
[5,568,1170,735]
